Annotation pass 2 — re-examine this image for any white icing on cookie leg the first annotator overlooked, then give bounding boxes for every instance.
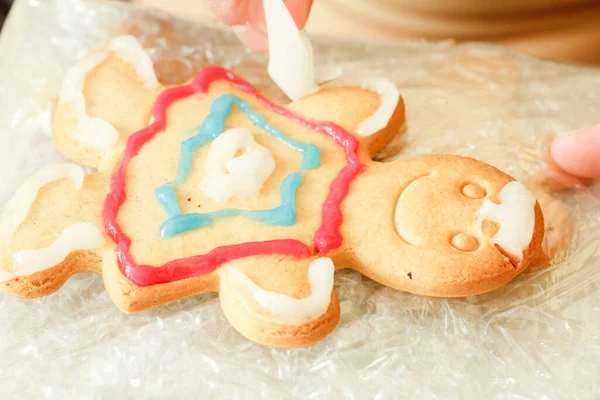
[0,163,84,250]
[222,257,335,326]
[264,0,318,100]
[200,128,275,203]
[477,181,536,258]
[58,35,159,148]
[325,77,399,136]
[11,222,105,277]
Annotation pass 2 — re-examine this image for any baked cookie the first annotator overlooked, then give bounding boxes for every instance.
[0,36,545,347]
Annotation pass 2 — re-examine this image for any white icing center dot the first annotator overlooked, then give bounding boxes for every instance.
[477,181,536,259]
[224,257,335,326]
[200,128,275,203]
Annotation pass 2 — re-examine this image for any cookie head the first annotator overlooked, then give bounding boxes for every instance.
[342,155,545,297]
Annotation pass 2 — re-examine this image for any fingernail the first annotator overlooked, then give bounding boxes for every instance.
[232,25,268,53]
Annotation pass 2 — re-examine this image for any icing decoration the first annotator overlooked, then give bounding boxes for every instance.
[103,67,363,287]
[326,77,399,136]
[154,94,321,238]
[59,35,158,148]
[223,257,335,325]
[108,35,160,89]
[477,181,536,258]
[200,128,275,203]
[264,0,318,100]
[0,164,84,251]
[11,223,105,277]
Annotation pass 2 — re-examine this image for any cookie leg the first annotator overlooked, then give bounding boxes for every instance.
[218,257,340,348]
[0,165,110,298]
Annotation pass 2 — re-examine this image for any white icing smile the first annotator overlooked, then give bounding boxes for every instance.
[477,181,536,259]
[200,128,275,203]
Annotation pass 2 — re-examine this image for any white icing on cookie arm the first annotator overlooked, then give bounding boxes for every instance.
[221,258,335,326]
[58,35,159,148]
[477,181,536,258]
[11,222,105,277]
[325,77,400,136]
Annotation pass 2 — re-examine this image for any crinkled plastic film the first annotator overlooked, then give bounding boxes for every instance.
[1,0,599,398]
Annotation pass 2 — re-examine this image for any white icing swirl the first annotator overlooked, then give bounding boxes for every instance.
[200,128,275,203]
[264,0,319,100]
[11,222,105,277]
[477,181,536,259]
[223,257,335,326]
[326,77,399,136]
[58,35,159,148]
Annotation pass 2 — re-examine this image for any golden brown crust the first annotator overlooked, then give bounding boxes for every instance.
[0,39,549,347]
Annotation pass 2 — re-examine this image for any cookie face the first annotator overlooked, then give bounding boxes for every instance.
[0,37,545,347]
[341,156,545,297]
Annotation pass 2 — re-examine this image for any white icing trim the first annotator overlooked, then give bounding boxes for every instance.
[108,35,159,88]
[477,181,536,259]
[264,0,319,100]
[223,258,335,326]
[200,128,275,203]
[325,77,399,136]
[11,222,105,277]
[58,35,159,148]
[0,164,84,250]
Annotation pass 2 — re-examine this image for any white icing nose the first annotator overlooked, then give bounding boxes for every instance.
[477,181,536,259]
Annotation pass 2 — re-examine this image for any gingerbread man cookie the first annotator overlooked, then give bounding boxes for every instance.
[0,13,545,347]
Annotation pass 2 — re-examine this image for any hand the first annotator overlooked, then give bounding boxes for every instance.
[550,123,600,182]
[207,0,314,52]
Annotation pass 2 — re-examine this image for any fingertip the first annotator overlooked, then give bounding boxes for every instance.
[232,25,269,53]
[551,125,600,179]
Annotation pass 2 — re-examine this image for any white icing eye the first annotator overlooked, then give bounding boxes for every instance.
[200,128,275,203]
[477,181,536,259]
[264,0,318,100]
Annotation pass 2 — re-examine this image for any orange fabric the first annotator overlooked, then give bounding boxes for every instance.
[134,0,600,65]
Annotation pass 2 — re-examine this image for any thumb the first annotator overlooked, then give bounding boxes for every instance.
[551,124,600,179]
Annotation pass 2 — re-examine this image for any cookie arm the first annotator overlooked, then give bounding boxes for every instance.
[53,36,163,170]
[286,86,405,159]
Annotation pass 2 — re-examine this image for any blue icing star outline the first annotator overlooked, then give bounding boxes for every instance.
[154,94,322,238]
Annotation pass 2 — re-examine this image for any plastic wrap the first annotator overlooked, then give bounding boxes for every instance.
[1,0,599,398]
